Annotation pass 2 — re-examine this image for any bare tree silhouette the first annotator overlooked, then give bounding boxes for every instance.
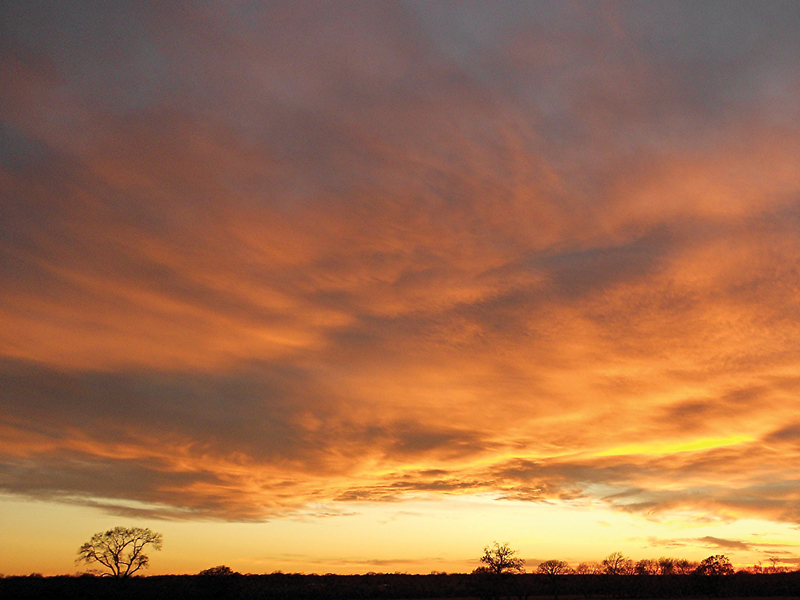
[602,551,633,575]
[575,561,603,574]
[479,542,525,575]
[635,559,659,575]
[537,560,571,576]
[538,559,571,600]
[674,558,698,575]
[76,527,162,577]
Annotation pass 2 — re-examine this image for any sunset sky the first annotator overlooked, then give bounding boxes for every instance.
[3,1,800,576]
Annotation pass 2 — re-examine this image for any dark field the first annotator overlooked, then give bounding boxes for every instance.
[2,572,800,600]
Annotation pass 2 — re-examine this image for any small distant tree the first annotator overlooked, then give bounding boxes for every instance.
[694,555,734,576]
[538,559,571,600]
[76,527,162,577]
[673,559,698,575]
[199,565,239,576]
[765,557,790,574]
[635,559,659,575]
[575,562,603,574]
[657,557,675,575]
[745,562,764,574]
[537,560,571,576]
[603,552,633,575]
[480,542,525,575]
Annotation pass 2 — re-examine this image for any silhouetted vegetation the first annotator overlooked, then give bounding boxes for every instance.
[2,569,800,600]
[695,554,734,576]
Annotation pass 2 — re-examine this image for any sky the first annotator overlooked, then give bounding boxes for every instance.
[2,0,800,576]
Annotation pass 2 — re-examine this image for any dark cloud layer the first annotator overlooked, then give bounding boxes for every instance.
[2,1,800,524]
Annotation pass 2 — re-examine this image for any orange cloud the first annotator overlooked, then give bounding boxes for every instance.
[2,1,800,533]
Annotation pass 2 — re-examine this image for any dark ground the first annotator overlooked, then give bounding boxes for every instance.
[2,572,799,600]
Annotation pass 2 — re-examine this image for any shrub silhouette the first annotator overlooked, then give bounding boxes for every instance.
[198,565,239,576]
[695,554,734,576]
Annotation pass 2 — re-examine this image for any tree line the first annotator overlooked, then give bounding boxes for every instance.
[479,542,795,577]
